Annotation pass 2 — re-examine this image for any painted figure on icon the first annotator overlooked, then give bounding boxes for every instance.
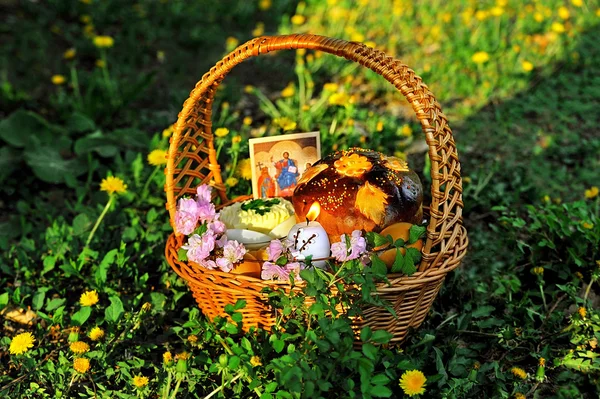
[257,167,276,198]
[273,152,298,196]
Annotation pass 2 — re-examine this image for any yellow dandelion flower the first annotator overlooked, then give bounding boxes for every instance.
[252,22,264,37]
[273,116,297,131]
[473,361,481,369]
[156,50,165,62]
[163,351,173,364]
[491,7,504,16]
[579,307,587,318]
[215,127,229,138]
[582,221,594,229]
[80,15,92,24]
[80,290,99,306]
[51,75,66,85]
[232,135,242,144]
[243,116,253,126]
[147,149,167,166]
[225,177,239,187]
[225,36,239,50]
[539,358,546,367]
[291,15,306,25]
[511,367,527,380]
[250,356,262,367]
[475,10,489,21]
[95,59,105,68]
[463,176,472,183]
[74,357,90,373]
[323,83,339,92]
[88,327,104,341]
[442,12,452,23]
[187,335,198,344]
[472,51,490,64]
[522,61,534,72]
[100,176,127,195]
[376,121,384,132]
[236,158,253,180]
[585,186,599,199]
[513,44,521,53]
[532,266,544,275]
[514,393,526,399]
[9,332,35,355]
[329,92,349,106]
[558,6,570,20]
[571,0,582,6]
[534,12,544,22]
[176,351,189,361]
[63,48,76,60]
[244,85,254,94]
[80,0,91,4]
[575,271,584,279]
[83,24,95,38]
[551,22,565,33]
[133,375,149,388]
[281,83,295,98]
[400,124,413,137]
[70,341,90,354]
[93,35,114,48]
[259,0,272,10]
[162,124,175,138]
[596,9,600,17]
[399,370,427,397]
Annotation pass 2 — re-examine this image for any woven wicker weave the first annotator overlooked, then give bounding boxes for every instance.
[164,34,468,344]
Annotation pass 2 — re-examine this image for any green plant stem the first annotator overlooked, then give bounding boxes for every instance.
[69,65,84,110]
[216,139,225,159]
[162,371,172,399]
[168,377,183,399]
[227,151,239,179]
[142,166,161,198]
[203,373,243,399]
[328,261,349,288]
[584,278,594,304]
[85,195,114,248]
[539,283,548,311]
[252,89,281,118]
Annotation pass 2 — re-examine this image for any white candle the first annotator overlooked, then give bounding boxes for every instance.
[287,202,330,269]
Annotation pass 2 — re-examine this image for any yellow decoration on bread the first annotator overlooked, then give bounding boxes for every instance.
[355,181,388,225]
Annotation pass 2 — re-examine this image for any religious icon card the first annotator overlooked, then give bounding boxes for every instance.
[249,131,321,199]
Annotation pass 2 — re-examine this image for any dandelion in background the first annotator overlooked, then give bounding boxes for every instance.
[73,358,90,374]
[472,51,490,64]
[399,370,427,396]
[80,290,99,306]
[63,48,76,60]
[236,158,253,180]
[291,15,306,25]
[281,83,295,98]
[52,75,66,85]
[585,186,599,199]
[510,367,527,380]
[89,327,104,341]
[9,332,35,355]
[70,341,90,355]
[250,356,262,367]
[522,61,534,72]
[84,175,128,249]
[93,35,114,48]
[133,375,149,388]
[163,351,173,366]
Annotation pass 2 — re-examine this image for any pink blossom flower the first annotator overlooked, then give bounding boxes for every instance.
[261,261,290,280]
[285,262,303,281]
[175,198,200,235]
[216,234,228,248]
[196,184,212,204]
[198,258,217,270]
[182,233,216,264]
[197,201,216,223]
[215,240,246,272]
[266,240,284,261]
[209,219,226,235]
[331,230,367,262]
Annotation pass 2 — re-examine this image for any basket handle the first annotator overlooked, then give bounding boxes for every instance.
[165,34,464,271]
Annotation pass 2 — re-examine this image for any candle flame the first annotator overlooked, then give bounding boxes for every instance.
[306,201,321,221]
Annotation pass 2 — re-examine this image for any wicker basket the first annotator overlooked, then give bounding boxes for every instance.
[164,34,468,344]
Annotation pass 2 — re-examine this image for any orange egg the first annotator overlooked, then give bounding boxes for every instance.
[376,223,424,268]
[249,249,269,261]
[230,253,262,278]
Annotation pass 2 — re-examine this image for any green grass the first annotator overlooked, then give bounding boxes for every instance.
[1,0,600,398]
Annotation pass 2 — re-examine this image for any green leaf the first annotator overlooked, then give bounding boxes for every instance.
[66,112,96,133]
[371,374,390,385]
[74,131,118,158]
[96,249,118,286]
[71,306,92,326]
[0,109,59,147]
[390,250,404,273]
[362,343,378,360]
[32,290,46,311]
[273,339,285,353]
[23,146,85,184]
[370,330,392,344]
[177,248,188,261]
[360,326,372,342]
[275,255,288,266]
[472,305,495,318]
[371,255,388,276]
[0,146,20,181]
[401,249,418,276]
[0,292,8,310]
[367,231,392,248]
[72,213,92,236]
[233,299,247,310]
[369,385,392,398]
[409,225,426,244]
[105,296,124,323]
[45,298,66,312]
